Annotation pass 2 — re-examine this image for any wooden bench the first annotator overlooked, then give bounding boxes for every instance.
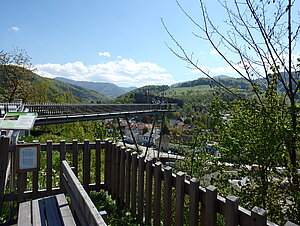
[17,193,76,226]
[17,160,106,226]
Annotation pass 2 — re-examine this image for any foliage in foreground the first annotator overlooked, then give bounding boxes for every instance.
[90,190,141,226]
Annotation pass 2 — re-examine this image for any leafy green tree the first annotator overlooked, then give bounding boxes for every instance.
[0,48,34,102]
[164,0,300,223]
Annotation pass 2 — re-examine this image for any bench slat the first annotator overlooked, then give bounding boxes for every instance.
[17,201,31,226]
[56,194,76,226]
[32,199,45,226]
[44,196,63,226]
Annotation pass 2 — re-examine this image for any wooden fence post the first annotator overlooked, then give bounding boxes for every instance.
[72,139,78,176]
[115,145,120,205]
[32,140,39,199]
[125,150,132,209]
[145,158,153,225]
[205,185,217,226]
[119,147,126,208]
[0,137,10,214]
[175,171,185,226]
[189,178,200,226]
[95,139,101,191]
[60,140,66,192]
[111,143,116,200]
[46,140,53,196]
[251,206,266,226]
[131,152,138,216]
[83,139,90,192]
[137,156,145,222]
[153,162,162,226]
[104,140,112,193]
[225,196,239,226]
[163,166,173,226]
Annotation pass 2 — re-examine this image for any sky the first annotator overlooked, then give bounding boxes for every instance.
[1,0,299,87]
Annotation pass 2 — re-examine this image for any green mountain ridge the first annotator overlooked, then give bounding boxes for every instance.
[0,66,110,103]
[54,77,136,98]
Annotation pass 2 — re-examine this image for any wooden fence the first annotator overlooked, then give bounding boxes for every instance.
[0,137,298,225]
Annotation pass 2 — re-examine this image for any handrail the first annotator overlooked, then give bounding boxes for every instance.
[23,103,176,117]
[61,160,107,226]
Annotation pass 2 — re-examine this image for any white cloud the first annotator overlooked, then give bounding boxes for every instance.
[35,59,178,87]
[98,51,111,57]
[10,26,20,32]
[209,49,218,55]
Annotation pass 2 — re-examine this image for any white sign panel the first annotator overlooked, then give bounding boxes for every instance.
[0,112,37,130]
[17,145,40,171]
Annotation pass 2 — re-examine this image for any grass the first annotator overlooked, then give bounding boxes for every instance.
[159,85,213,98]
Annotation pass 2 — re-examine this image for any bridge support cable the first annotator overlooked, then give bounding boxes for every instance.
[144,115,157,158]
[125,116,139,153]
[117,118,126,148]
[157,112,165,159]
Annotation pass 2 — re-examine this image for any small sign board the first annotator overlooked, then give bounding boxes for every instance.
[0,112,37,130]
[16,144,40,172]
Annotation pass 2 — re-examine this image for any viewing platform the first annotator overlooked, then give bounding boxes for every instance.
[0,102,176,125]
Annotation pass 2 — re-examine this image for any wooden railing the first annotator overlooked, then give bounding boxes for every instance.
[1,139,105,206]
[61,160,106,225]
[0,138,298,225]
[104,141,298,226]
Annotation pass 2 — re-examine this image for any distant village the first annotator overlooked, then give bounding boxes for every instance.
[104,115,196,153]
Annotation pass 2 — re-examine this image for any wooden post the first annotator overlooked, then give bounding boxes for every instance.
[251,206,267,226]
[60,140,66,192]
[145,158,153,225]
[104,140,111,193]
[225,196,239,226]
[32,140,39,199]
[137,157,145,222]
[163,166,173,226]
[46,140,53,196]
[83,139,90,192]
[95,139,101,191]
[17,172,27,203]
[175,171,185,226]
[111,143,116,200]
[189,178,200,226]
[119,147,126,208]
[72,139,78,176]
[125,150,132,209]
[153,162,162,226]
[0,137,10,213]
[205,185,217,226]
[115,145,120,205]
[131,152,138,216]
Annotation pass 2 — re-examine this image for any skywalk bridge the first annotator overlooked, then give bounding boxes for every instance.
[0,102,176,126]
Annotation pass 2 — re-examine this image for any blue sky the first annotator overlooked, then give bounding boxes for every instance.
[1,0,299,87]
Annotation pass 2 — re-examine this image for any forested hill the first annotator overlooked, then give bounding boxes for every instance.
[0,66,110,103]
[174,77,251,90]
[55,77,136,98]
[112,85,170,103]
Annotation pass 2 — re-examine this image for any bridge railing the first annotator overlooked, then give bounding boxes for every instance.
[23,103,176,117]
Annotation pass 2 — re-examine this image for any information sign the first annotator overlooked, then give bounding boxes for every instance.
[16,144,40,172]
[0,112,37,130]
